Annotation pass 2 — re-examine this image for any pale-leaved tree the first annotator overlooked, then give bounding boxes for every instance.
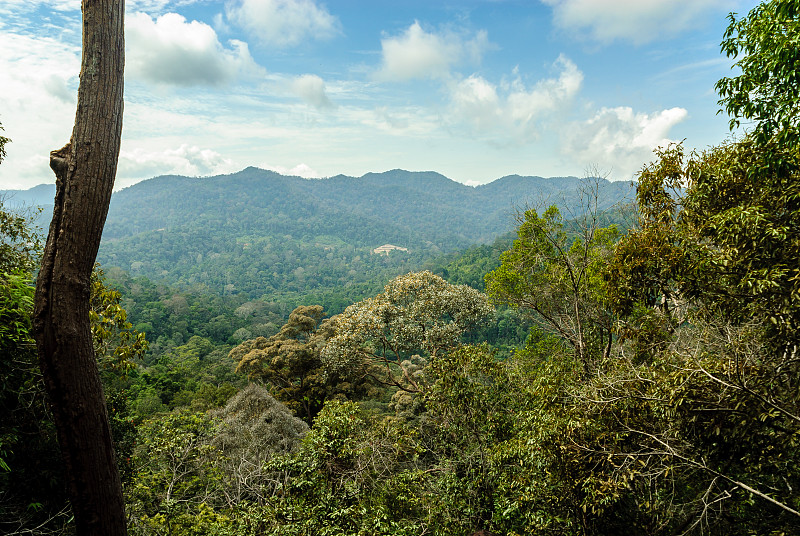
[321,271,493,393]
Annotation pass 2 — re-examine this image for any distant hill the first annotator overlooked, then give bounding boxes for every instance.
[0,183,56,207]
[101,167,632,243]
[3,168,634,301]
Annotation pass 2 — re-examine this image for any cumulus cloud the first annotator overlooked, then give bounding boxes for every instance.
[561,106,688,180]
[225,0,340,48]
[43,74,73,102]
[449,76,502,131]
[290,74,335,109]
[260,163,322,178]
[0,31,79,188]
[542,0,732,44]
[126,12,262,86]
[448,55,583,138]
[118,144,234,184]
[508,58,583,122]
[376,22,490,81]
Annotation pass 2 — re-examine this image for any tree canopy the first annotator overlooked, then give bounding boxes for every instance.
[321,271,493,394]
[717,0,800,147]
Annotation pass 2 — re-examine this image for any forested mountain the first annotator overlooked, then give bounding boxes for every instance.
[0,183,56,209]
[2,168,633,300]
[5,3,800,535]
[100,167,631,244]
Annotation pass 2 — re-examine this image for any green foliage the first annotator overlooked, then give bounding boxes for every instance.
[717,0,800,147]
[230,305,339,423]
[486,203,619,372]
[0,122,9,164]
[421,345,525,534]
[125,336,242,418]
[605,144,689,363]
[91,266,148,375]
[681,138,800,347]
[426,232,514,291]
[128,411,220,529]
[258,400,427,536]
[0,198,41,277]
[321,271,494,396]
[610,138,800,354]
[0,272,71,534]
[598,14,800,526]
[0,271,34,356]
[426,234,535,356]
[0,202,69,533]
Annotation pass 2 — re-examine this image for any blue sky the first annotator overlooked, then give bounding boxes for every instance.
[0,0,759,190]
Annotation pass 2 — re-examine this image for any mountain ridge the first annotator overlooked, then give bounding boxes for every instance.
[3,166,633,204]
[2,167,635,299]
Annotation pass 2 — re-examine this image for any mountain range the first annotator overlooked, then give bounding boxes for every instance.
[2,167,635,300]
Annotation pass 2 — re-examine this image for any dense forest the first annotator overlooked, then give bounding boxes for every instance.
[3,167,634,300]
[2,1,800,534]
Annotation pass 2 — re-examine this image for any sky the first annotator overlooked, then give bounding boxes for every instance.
[0,0,760,190]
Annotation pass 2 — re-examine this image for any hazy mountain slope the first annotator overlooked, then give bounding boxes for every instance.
[4,167,634,298]
[0,183,56,208]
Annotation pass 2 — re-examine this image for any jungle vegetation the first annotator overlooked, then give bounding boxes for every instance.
[1,1,799,534]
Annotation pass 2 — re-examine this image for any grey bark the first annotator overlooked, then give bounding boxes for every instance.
[33,0,126,534]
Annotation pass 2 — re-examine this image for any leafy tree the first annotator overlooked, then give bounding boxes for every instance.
[127,411,221,535]
[0,204,42,277]
[91,266,149,376]
[0,270,70,534]
[682,138,799,349]
[420,344,525,534]
[596,4,800,524]
[321,271,493,394]
[602,138,800,529]
[257,399,426,536]
[605,144,690,364]
[485,202,619,374]
[231,305,339,423]
[717,0,800,148]
[0,121,9,164]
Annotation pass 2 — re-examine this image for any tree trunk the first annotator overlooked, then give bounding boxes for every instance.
[33,1,126,534]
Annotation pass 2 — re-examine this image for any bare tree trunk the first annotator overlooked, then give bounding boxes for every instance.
[33,1,126,534]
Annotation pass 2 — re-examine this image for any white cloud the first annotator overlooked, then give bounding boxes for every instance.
[290,74,335,109]
[376,22,490,81]
[260,163,322,178]
[0,31,79,188]
[507,55,583,123]
[126,0,173,13]
[43,74,73,102]
[126,12,263,87]
[225,0,340,48]
[561,106,688,180]
[449,76,502,131]
[448,55,582,139]
[371,107,410,131]
[0,0,77,15]
[542,0,733,44]
[360,106,441,135]
[118,144,235,186]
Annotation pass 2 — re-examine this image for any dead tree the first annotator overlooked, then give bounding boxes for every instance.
[33,0,127,534]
